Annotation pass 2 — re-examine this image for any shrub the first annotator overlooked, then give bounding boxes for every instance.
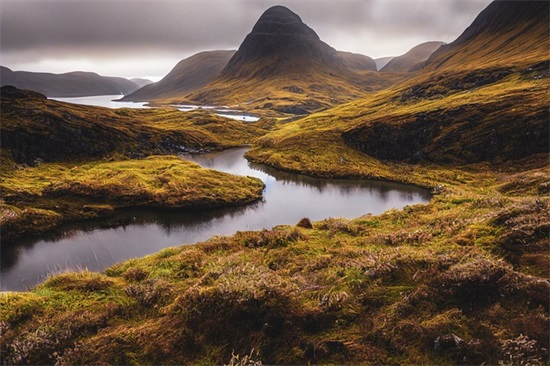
[296,217,313,229]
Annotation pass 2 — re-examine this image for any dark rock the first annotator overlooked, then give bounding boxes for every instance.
[274,105,310,115]
[434,333,465,351]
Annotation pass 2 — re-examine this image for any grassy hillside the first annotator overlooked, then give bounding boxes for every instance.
[246,64,548,180]
[1,164,548,364]
[423,1,549,71]
[0,156,264,243]
[0,86,271,242]
[1,86,272,165]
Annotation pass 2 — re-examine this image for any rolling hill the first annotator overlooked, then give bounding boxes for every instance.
[380,41,444,72]
[121,51,236,102]
[0,67,141,97]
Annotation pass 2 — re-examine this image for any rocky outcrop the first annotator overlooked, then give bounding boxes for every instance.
[343,103,549,164]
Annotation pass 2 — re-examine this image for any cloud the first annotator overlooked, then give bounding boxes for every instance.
[0,0,493,77]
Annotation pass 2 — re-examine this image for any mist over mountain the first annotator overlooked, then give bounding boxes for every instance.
[374,57,394,71]
[381,41,444,72]
[0,67,140,97]
[130,78,154,88]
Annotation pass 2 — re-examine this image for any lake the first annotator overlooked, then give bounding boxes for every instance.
[51,95,260,122]
[1,148,431,291]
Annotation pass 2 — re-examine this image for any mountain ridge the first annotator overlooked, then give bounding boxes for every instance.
[121,50,236,102]
[0,66,141,97]
[423,0,549,70]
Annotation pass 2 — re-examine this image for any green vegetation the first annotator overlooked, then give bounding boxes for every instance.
[1,155,264,243]
[1,87,270,242]
[1,86,272,165]
[1,3,549,363]
[246,65,549,180]
[1,168,548,363]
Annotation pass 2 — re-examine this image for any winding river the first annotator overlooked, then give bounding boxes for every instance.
[3,96,431,291]
[1,148,431,291]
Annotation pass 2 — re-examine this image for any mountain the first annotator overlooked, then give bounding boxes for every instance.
[0,67,140,97]
[375,57,394,70]
[217,6,351,79]
[121,51,235,102]
[247,0,549,169]
[189,6,389,113]
[424,0,549,70]
[130,78,154,88]
[380,42,444,72]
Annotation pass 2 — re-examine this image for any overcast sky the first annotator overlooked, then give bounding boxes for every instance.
[0,0,493,80]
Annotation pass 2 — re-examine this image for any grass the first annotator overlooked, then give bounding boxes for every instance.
[246,64,549,183]
[1,171,548,364]
[1,30,549,365]
[1,87,273,165]
[1,155,264,243]
[1,87,272,242]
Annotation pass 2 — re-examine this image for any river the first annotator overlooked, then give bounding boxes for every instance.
[1,147,431,291]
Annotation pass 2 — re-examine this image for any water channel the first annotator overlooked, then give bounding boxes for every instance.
[2,96,431,291]
[1,147,431,291]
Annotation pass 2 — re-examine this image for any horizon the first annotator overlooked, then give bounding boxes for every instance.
[0,0,493,80]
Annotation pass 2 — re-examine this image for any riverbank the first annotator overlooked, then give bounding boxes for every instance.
[0,154,265,244]
[1,161,548,364]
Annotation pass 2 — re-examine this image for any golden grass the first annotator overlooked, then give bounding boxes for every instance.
[1,155,264,242]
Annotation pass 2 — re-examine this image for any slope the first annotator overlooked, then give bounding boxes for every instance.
[381,41,444,72]
[246,1,549,172]
[121,51,235,102]
[423,0,549,70]
[0,67,140,97]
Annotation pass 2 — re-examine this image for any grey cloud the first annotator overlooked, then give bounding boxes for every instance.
[0,0,493,76]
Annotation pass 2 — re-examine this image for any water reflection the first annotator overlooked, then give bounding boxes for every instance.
[51,95,150,109]
[1,148,430,291]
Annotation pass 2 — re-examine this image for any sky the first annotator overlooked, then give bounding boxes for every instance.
[0,0,493,80]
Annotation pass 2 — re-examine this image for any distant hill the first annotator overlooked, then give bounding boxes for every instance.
[121,51,235,102]
[336,51,377,73]
[423,0,549,70]
[374,57,394,71]
[381,42,444,72]
[189,6,389,114]
[130,78,154,88]
[0,67,140,97]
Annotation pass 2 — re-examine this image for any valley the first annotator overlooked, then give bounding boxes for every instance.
[0,1,548,365]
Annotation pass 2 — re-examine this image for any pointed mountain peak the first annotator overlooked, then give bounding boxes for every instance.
[259,5,301,21]
[219,5,342,79]
[251,5,319,40]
